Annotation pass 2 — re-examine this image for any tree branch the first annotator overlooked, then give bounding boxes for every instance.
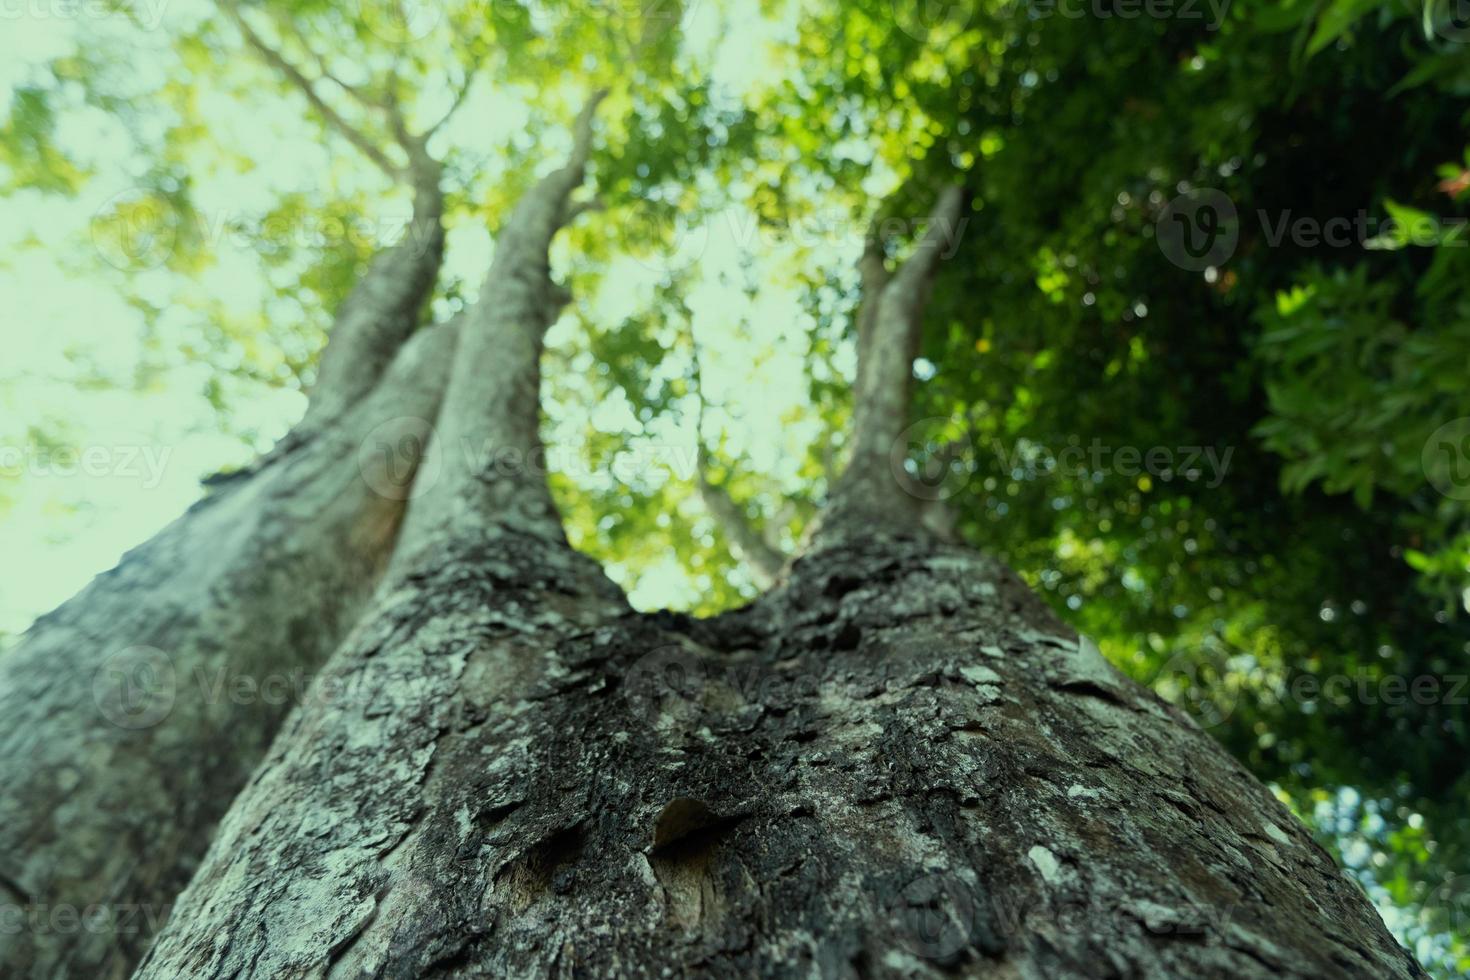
[814,185,967,543]
[888,185,966,298]
[424,48,486,139]
[222,0,404,179]
[390,91,610,561]
[854,217,892,387]
[691,330,786,588]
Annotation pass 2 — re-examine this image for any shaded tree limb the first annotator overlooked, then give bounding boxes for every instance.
[0,321,458,979]
[391,89,610,563]
[815,185,966,544]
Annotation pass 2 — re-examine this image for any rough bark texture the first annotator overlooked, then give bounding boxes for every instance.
[135,528,1424,979]
[0,321,452,978]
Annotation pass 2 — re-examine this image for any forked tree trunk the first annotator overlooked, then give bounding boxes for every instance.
[133,527,1424,979]
[133,173,1424,977]
[0,179,448,979]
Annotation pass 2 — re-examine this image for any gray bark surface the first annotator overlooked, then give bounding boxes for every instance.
[390,90,606,568]
[134,529,1424,979]
[0,310,451,976]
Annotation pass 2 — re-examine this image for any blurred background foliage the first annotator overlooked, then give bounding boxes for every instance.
[2,0,1468,971]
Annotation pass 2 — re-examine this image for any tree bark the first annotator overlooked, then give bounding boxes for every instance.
[133,527,1424,979]
[0,218,448,978]
[2,18,471,977]
[134,186,1424,979]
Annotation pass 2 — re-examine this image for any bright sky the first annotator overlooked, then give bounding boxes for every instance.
[0,0,832,634]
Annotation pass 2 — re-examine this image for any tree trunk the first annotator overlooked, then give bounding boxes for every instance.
[0,206,448,978]
[133,526,1423,979]
[131,176,1424,979]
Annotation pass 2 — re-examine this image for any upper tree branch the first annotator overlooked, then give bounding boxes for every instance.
[424,47,486,139]
[220,2,464,434]
[222,0,404,179]
[818,185,967,540]
[391,91,609,561]
[698,470,786,588]
[690,335,786,588]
